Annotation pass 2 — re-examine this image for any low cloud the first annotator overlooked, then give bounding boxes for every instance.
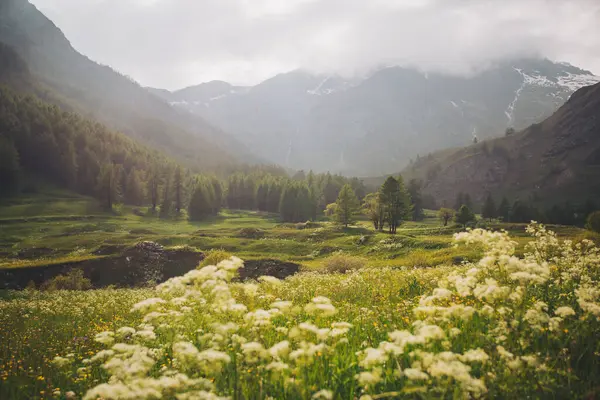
[32,0,600,89]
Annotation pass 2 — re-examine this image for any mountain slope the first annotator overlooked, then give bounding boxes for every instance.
[0,0,254,171]
[400,82,600,206]
[157,61,599,175]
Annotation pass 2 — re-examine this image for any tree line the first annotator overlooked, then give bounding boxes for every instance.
[436,191,598,228]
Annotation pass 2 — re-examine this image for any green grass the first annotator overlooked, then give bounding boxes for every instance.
[0,189,587,271]
[1,189,598,399]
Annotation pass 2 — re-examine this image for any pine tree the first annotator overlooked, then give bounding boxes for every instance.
[464,193,473,211]
[482,193,496,222]
[96,163,118,209]
[379,176,412,234]
[454,192,465,210]
[124,168,145,206]
[455,205,476,228]
[160,172,172,218]
[188,184,213,221]
[148,166,161,212]
[334,184,360,227]
[407,179,425,221]
[498,197,511,222]
[173,166,183,213]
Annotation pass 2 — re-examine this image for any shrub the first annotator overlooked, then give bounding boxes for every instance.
[40,269,92,291]
[238,227,265,239]
[199,249,233,268]
[586,211,600,233]
[323,253,367,274]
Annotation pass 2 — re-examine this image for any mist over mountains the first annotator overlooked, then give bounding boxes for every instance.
[151,61,599,176]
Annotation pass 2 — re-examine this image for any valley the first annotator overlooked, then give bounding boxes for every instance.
[2,0,600,399]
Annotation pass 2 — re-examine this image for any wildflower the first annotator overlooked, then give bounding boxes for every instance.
[94,331,115,346]
[241,341,268,363]
[554,306,576,317]
[356,368,382,386]
[312,389,333,400]
[52,356,72,368]
[403,368,429,381]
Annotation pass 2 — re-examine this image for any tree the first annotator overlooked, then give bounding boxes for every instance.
[464,193,473,211]
[438,208,455,226]
[379,176,412,234]
[586,211,600,233]
[454,192,465,211]
[0,138,20,195]
[334,184,360,227]
[482,193,496,222]
[511,200,537,223]
[96,163,120,209]
[173,166,183,213]
[124,168,145,206]
[362,192,384,230]
[188,184,213,221]
[455,205,476,228]
[160,171,172,217]
[498,197,511,222]
[148,167,161,212]
[505,127,515,136]
[407,179,425,221]
[279,181,312,222]
[256,181,269,211]
[324,203,338,217]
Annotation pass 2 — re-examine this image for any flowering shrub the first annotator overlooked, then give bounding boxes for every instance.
[21,224,600,398]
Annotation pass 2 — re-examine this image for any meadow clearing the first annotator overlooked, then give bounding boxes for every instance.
[1,189,600,399]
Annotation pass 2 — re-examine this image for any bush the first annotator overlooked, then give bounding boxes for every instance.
[199,249,233,268]
[238,227,265,239]
[586,211,600,233]
[323,253,367,274]
[40,269,92,291]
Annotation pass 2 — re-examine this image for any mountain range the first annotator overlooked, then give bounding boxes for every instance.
[0,0,255,171]
[151,61,599,176]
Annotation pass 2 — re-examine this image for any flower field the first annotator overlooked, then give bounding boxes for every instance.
[2,223,600,399]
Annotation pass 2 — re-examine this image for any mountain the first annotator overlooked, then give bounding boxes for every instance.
[0,0,254,171]
[155,60,600,176]
[399,82,600,207]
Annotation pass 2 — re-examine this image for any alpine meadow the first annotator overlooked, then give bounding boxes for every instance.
[2,0,600,399]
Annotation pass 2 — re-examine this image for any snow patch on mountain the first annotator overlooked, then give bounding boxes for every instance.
[557,72,600,92]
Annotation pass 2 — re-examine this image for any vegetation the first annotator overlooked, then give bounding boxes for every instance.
[587,211,600,233]
[482,193,496,222]
[438,208,455,227]
[333,184,360,227]
[322,253,367,274]
[39,269,92,291]
[2,223,600,399]
[455,205,476,228]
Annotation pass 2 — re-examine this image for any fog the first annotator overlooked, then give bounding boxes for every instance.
[31,0,600,90]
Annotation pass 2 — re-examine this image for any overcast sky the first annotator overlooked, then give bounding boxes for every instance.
[30,0,600,90]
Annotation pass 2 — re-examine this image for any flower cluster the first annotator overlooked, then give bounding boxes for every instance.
[48,223,600,399]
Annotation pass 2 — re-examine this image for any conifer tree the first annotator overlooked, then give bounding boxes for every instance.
[334,184,360,227]
[173,166,183,213]
[482,193,497,222]
[498,197,511,222]
[455,205,476,228]
[379,176,412,234]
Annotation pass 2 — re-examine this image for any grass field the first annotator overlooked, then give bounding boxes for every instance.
[1,189,599,399]
[0,189,586,272]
